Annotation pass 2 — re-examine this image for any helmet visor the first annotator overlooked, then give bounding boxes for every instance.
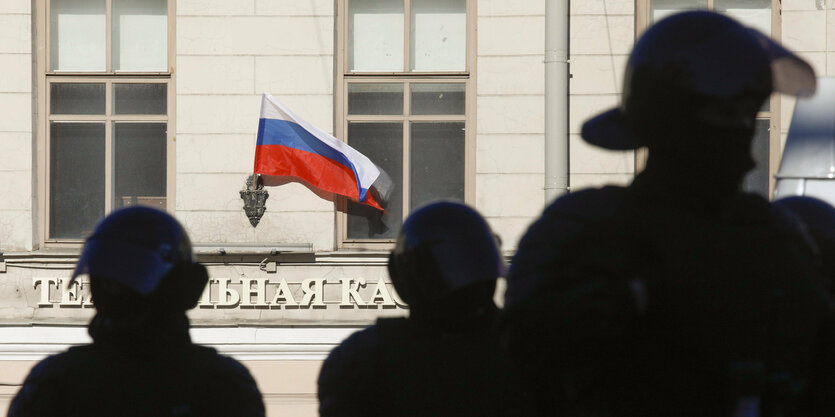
[70,235,180,295]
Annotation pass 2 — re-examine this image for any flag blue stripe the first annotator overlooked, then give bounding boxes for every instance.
[257,118,369,201]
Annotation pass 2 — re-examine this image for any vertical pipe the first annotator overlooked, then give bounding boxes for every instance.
[544,0,569,204]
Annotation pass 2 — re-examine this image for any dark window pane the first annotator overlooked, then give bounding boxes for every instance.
[347,123,403,239]
[114,123,167,209]
[742,119,770,197]
[410,83,465,115]
[347,84,403,115]
[410,122,464,210]
[50,123,105,239]
[114,83,167,114]
[51,83,105,115]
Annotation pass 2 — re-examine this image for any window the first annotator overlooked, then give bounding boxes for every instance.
[38,0,173,241]
[337,0,474,244]
[637,0,777,197]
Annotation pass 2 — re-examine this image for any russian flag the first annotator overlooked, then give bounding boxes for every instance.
[254,93,386,210]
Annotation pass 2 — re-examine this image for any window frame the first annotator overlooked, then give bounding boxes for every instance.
[335,0,477,248]
[634,0,782,197]
[36,0,176,246]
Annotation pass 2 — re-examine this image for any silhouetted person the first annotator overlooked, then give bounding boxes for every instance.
[9,207,265,417]
[776,196,835,292]
[318,201,533,417]
[503,11,835,417]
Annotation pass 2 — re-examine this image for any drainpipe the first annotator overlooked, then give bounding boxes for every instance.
[544,0,569,204]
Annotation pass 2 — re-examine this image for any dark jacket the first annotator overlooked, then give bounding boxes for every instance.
[504,177,835,417]
[9,312,265,417]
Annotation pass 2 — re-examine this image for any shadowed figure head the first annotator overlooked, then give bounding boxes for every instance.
[388,201,504,324]
[582,11,815,197]
[70,206,208,317]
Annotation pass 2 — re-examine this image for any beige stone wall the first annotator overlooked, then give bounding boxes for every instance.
[246,360,321,417]
[176,0,336,251]
[0,361,37,415]
[476,0,546,250]
[568,0,635,191]
[0,0,33,251]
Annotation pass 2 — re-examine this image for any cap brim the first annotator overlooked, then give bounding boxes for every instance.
[70,237,175,295]
[581,108,642,150]
[747,29,816,97]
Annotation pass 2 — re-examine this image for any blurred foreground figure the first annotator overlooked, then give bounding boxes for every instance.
[318,201,532,417]
[504,11,835,417]
[10,207,265,417]
[776,196,835,291]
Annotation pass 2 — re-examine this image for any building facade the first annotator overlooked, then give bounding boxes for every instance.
[1,0,833,415]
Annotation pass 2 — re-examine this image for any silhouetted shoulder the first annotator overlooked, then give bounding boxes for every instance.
[505,186,630,308]
[186,345,265,417]
[318,326,381,417]
[543,186,630,220]
[191,345,254,377]
[11,344,265,417]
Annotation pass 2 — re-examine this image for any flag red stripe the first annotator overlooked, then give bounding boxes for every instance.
[254,144,383,210]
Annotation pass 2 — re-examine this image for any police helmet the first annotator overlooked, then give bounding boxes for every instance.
[388,201,505,306]
[582,10,815,151]
[70,206,207,311]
